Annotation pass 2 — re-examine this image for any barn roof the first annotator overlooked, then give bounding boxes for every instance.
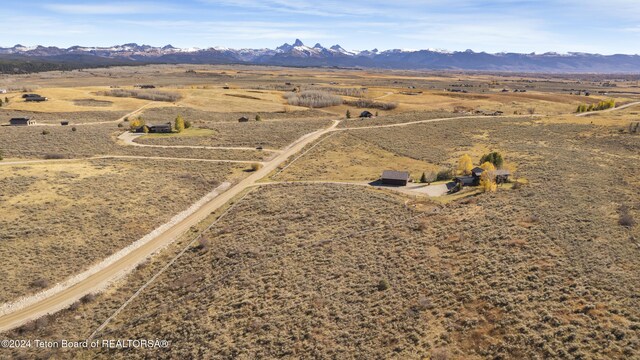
[381,170,410,181]
[494,170,511,176]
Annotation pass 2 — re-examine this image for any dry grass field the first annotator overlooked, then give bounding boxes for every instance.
[2,87,148,113]
[0,158,247,303]
[139,106,329,124]
[136,118,333,149]
[1,65,639,359]
[271,131,440,182]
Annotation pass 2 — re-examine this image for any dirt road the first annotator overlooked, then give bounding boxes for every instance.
[0,120,339,333]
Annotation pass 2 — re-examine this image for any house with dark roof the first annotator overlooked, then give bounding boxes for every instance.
[360,110,374,118]
[9,117,36,126]
[238,116,249,122]
[25,96,47,102]
[148,123,172,133]
[453,167,511,189]
[380,170,411,186]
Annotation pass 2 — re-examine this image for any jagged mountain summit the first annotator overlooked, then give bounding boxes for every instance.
[1,40,640,73]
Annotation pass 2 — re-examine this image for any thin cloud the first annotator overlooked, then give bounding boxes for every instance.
[44,2,176,15]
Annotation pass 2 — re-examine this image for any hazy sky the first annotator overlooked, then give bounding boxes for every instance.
[2,0,639,54]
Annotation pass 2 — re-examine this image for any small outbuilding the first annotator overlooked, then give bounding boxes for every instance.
[238,116,249,122]
[25,96,47,102]
[494,169,511,184]
[60,121,69,126]
[380,170,411,186]
[148,123,172,133]
[360,110,374,118]
[10,117,36,126]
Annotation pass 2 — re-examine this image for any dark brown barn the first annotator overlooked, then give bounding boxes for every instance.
[381,170,411,186]
[148,123,172,133]
[25,96,47,102]
[9,117,36,126]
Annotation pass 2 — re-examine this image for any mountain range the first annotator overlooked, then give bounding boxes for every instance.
[2,39,640,73]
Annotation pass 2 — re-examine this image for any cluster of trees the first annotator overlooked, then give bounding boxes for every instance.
[576,99,615,113]
[284,90,342,108]
[101,89,181,102]
[456,152,510,193]
[479,151,504,169]
[0,97,8,107]
[129,115,190,133]
[129,117,146,132]
[343,98,397,110]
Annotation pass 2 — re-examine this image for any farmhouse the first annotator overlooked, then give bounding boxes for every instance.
[360,110,374,118]
[238,116,249,122]
[380,170,411,186]
[9,117,36,126]
[454,167,511,188]
[22,93,41,99]
[148,123,172,133]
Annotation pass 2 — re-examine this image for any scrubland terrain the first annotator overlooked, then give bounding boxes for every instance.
[0,65,638,359]
[0,158,246,303]
[0,124,267,161]
[136,118,332,149]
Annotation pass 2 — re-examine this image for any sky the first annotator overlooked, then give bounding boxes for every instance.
[1,0,639,54]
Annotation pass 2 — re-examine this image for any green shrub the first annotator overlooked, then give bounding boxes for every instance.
[377,279,390,291]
